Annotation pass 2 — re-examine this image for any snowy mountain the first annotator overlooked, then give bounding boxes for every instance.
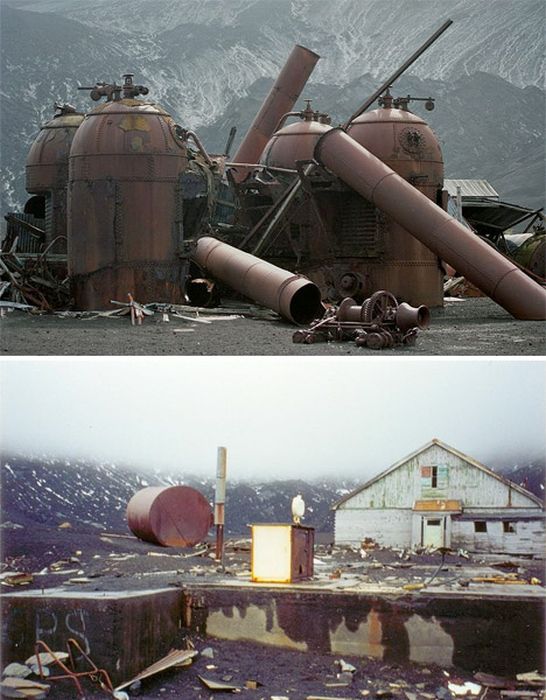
[0,454,360,534]
[1,0,544,213]
[1,453,542,541]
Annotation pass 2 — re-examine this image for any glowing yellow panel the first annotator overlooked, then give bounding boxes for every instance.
[251,524,292,583]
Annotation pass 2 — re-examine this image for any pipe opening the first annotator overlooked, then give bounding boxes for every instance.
[186,277,219,308]
[289,283,323,325]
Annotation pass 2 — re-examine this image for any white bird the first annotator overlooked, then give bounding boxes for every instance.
[291,493,305,525]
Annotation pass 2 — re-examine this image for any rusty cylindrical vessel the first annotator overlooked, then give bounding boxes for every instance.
[346,106,445,306]
[192,236,323,324]
[127,486,212,547]
[230,44,320,181]
[314,128,546,320]
[25,106,84,250]
[68,93,190,309]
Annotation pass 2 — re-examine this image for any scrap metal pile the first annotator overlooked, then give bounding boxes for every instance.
[293,291,430,347]
[0,218,69,311]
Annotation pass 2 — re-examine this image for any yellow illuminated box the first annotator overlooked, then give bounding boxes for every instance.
[251,523,314,583]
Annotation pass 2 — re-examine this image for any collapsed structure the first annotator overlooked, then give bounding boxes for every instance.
[4,23,546,322]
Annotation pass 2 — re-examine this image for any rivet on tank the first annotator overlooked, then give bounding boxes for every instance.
[25,102,84,253]
[68,74,192,310]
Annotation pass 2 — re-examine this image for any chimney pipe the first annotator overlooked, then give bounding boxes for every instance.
[230,44,320,181]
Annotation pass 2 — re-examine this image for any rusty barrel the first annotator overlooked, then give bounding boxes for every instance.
[127,486,212,547]
[192,236,323,325]
[314,128,546,320]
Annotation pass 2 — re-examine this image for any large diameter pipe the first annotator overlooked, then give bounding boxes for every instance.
[314,129,546,320]
[192,236,323,324]
[231,44,320,181]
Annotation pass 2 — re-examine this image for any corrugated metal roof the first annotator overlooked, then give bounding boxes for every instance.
[444,179,499,199]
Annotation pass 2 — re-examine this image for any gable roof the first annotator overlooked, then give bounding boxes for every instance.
[331,438,543,510]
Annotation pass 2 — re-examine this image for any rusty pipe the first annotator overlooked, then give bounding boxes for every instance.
[314,128,546,320]
[230,44,320,181]
[191,236,323,324]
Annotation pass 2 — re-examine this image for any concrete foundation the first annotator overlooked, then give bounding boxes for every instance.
[182,583,545,675]
[0,588,182,685]
[1,583,544,681]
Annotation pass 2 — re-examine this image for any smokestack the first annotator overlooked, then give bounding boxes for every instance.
[230,44,320,181]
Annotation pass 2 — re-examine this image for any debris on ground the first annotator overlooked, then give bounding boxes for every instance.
[115,648,199,691]
[0,676,50,699]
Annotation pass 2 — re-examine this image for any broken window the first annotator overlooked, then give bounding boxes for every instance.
[503,521,516,534]
[421,464,448,493]
[474,521,487,533]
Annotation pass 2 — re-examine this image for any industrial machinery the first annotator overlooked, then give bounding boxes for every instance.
[5,22,546,321]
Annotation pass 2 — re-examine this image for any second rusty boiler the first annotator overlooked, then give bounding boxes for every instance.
[68,75,193,309]
[25,103,84,253]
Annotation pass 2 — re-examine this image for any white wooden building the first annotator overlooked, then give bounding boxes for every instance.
[332,439,544,555]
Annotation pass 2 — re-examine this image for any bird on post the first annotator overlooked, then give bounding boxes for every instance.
[291,493,305,525]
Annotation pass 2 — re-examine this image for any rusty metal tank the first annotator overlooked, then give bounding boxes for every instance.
[260,118,332,170]
[25,104,84,251]
[127,485,212,547]
[344,104,445,305]
[68,77,190,309]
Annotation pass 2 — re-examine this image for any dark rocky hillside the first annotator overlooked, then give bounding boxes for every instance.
[1,453,542,542]
[0,454,359,535]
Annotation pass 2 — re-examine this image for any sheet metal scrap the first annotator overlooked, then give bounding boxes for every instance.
[115,649,198,692]
[293,291,429,348]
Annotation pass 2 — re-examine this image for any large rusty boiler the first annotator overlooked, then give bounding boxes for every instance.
[25,103,84,253]
[127,485,212,547]
[68,74,200,309]
[345,94,445,306]
[247,96,445,307]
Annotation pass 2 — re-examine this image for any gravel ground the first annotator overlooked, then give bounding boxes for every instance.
[1,298,545,356]
[2,525,545,699]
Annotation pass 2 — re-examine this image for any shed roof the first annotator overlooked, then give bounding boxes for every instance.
[331,439,543,510]
[444,179,499,199]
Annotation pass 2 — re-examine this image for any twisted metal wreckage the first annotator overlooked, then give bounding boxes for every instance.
[3,20,546,348]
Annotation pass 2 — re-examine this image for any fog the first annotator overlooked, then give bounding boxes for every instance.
[1,358,544,481]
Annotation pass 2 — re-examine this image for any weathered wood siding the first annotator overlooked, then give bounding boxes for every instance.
[338,445,540,511]
[451,518,546,554]
[334,444,543,550]
[335,508,412,547]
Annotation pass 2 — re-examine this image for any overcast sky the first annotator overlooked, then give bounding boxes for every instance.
[1,358,544,481]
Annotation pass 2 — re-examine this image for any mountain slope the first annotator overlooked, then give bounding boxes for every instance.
[1,0,544,213]
[0,454,359,534]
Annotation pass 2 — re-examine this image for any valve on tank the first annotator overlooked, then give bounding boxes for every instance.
[78,73,149,102]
